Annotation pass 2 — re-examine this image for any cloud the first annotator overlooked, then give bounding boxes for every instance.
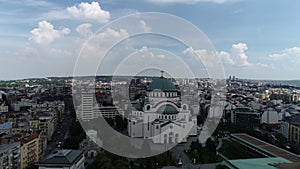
[140,20,151,32]
[139,46,165,59]
[218,51,234,65]
[218,43,251,66]
[29,20,70,44]
[183,47,223,70]
[269,47,300,62]
[147,0,235,4]
[80,27,129,59]
[67,2,110,23]
[76,23,93,37]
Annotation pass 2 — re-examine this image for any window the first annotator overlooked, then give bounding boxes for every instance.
[183,105,187,110]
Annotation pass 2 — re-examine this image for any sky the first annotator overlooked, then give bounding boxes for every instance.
[1,0,300,80]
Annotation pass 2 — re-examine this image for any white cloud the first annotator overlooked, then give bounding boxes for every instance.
[183,47,220,68]
[80,27,129,59]
[140,20,151,32]
[183,47,208,61]
[269,47,300,62]
[218,43,251,66]
[67,2,110,23]
[218,51,234,65]
[76,23,93,37]
[95,28,129,40]
[139,46,165,59]
[148,0,235,4]
[29,20,70,44]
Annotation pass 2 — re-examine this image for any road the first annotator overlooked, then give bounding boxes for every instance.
[45,110,73,156]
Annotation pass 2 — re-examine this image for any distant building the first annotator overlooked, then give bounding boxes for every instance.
[37,149,84,169]
[0,105,8,113]
[231,107,261,129]
[0,142,21,169]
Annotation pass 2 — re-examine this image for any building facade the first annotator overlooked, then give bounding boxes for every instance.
[231,107,261,129]
[0,142,21,169]
[290,123,300,145]
[21,133,40,169]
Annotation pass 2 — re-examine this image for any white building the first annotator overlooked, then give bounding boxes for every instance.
[79,92,94,121]
[261,110,280,124]
[128,73,197,144]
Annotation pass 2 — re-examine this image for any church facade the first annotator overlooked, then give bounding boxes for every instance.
[128,72,197,144]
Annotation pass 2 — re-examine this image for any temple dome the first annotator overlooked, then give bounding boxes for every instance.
[157,104,178,114]
[147,77,177,91]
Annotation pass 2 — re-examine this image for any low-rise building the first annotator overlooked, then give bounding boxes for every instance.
[231,107,261,129]
[37,149,85,169]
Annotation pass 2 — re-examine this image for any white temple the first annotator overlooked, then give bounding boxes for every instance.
[128,71,197,144]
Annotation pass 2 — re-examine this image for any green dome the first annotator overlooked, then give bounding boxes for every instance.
[157,104,178,114]
[148,77,177,91]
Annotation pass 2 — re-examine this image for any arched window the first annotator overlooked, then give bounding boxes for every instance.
[146,105,151,111]
[183,104,188,110]
[164,134,168,144]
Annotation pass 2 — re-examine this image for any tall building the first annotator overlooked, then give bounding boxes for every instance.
[128,72,197,144]
[78,92,94,121]
[0,142,21,169]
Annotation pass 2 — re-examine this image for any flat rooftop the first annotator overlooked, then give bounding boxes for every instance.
[227,157,291,169]
[231,133,300,163]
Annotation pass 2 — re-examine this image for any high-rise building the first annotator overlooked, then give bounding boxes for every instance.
[78,92,94,121]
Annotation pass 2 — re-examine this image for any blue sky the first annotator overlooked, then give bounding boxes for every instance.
[1,0,300,80]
